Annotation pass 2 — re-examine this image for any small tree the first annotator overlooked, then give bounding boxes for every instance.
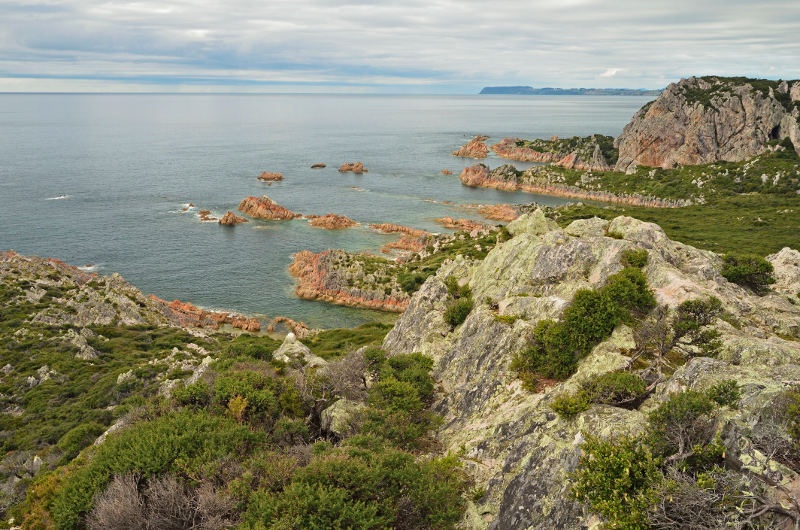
[721,254,775,295]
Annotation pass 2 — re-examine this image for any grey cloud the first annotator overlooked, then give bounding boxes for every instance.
[0,0,798,91]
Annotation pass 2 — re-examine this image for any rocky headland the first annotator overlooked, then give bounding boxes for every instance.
[458,163,690,207]
[452,136,490,158]
[289,249,410,312]
[615,76,800,172]
[237,195,301,220]
[370,223,433,254]
[434,217,489,234]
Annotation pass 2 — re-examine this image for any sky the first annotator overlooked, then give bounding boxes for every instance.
[1,0,799,93]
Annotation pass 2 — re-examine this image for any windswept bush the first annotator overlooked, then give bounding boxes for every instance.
[721,253,775,295]
[515,267,655,382]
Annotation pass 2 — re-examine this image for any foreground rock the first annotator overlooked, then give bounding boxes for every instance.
[452,136,489,158]
[289,249,409,312]
[237,195,300,220]
[338,162,368,173]
[383,211,800,529]
[615,76,800,172]
[218,211,249,225]
[307,213,358,229]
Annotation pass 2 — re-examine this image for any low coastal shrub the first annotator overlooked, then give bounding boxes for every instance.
[582,371,648,406]
[620,248,649,269]
[515,267,655,381]
[443,276,474,327]
[721,253,775,295]
[706,379,741,408]
[550,393,591,419]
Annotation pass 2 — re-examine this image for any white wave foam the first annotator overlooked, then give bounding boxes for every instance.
[45,194,70,200]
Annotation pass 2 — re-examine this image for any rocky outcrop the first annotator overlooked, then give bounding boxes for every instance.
[307,213,358,229]
[370,223,432,254]
[266,316,315,339]
[237,195,300,220]
[338,162,368,173]
[491,137,562,163]
[159,299,261,332]
[257,171,283,182]
[382,211,800,529]
[218,211,249,225]
[459,163,689,208]
[272,332,326,368]
[452,136,489,158]
[615,76,800,172]
[289,249,409,312]
[474,204,520,222]
[491,136,613,171]
[435,217,488,234]
[767,247,800,298]
[198,210,217,222]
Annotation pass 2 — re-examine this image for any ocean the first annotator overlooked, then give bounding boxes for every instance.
[0,93,654,328]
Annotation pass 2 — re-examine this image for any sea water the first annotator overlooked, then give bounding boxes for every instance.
[0,93,654,328]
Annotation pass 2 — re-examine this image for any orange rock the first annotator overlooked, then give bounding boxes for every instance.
[441,169,453,175]
[435,217,488,233]
[198,210,218,222]
[452,137,489,158]
[257,171,284,182]
[476,204,520,222]
[458,164,492,187]
[338,162,368,173]
[311,163,326,169]
[308,213,358,229]
[490,137,561,162]
[219,211,249,225]
[237,195,300,220]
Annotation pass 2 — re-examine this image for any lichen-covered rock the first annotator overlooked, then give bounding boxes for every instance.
[320,398,366,437]
[768,247,800,298]
[615,76,800,172]
[383,211,800,529]
[273,332,327,368]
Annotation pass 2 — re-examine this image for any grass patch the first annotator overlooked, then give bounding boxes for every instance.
[302,322,393,360]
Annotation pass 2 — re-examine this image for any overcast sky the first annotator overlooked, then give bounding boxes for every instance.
[1,0,798,93]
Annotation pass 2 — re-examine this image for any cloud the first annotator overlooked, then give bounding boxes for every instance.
[1,0,799,92]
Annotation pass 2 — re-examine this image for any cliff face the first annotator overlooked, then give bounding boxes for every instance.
[382,212,800,529]
[615,76,800,172]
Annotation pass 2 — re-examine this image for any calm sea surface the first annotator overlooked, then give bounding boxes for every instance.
[0,94,653,328]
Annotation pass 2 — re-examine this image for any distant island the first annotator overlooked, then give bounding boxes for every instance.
[479,85,662,95]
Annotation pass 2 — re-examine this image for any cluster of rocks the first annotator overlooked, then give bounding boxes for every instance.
[257,171,283,182]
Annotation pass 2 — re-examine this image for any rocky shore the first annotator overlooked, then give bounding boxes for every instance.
[370,223,433,254]
[289,249,409,312]
[459,163,691,208]
[155,298,261,332]
[307,213,358,229]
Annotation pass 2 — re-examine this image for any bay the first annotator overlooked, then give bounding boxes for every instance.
[0,93,653,328]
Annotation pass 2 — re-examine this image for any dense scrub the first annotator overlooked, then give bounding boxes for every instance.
[572,383,800,529]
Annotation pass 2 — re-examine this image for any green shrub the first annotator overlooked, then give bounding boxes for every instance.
[571,434,661,530]
[444,297,474,327]
[648,390,718,461]
[56,422,106,462]
[721,254,775,295]
[550,393,591,418]
[705,379,741,408]
[582,371,647,406]
[516,268,655,382]
[49,410,262,528]
[172,381,212,408]
[620,248,649,268]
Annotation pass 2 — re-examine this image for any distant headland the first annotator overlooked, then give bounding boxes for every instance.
[479,85,662,95]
